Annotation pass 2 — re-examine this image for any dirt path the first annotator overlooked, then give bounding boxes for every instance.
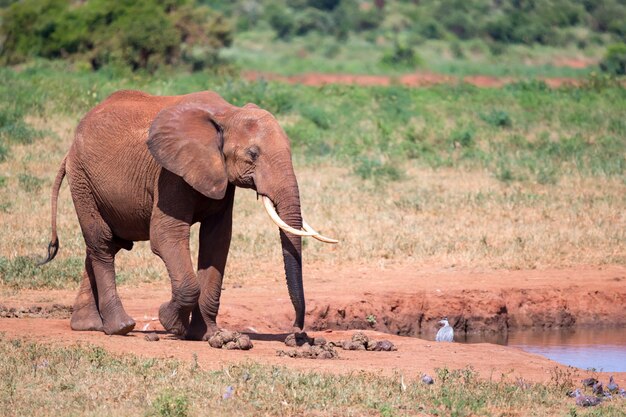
[243,71,584,88]
[1,264,625,383]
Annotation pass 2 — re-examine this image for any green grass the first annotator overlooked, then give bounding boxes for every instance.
[0,64,624,289]
[0,256,83,289]
[1,63,624,187]
[224,33,599,78]
[1,335,624,416]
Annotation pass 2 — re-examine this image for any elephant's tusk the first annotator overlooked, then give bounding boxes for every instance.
[262,196,317,237]
[302,220,339,244]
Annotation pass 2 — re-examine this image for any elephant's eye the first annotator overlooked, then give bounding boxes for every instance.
[246,146,259,162]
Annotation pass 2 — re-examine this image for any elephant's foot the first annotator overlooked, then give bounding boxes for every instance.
[185,315,218,341]
[101,310,135,335]
[159,301,190,337]
[70,304,103,332]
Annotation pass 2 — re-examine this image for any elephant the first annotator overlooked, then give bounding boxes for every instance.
[40,89,337,340]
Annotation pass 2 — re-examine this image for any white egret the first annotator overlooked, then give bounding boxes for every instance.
[435,318,454,342]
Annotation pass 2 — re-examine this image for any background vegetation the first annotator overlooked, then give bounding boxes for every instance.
[0,0,624,291]
[0,65,623,290]
[0,0,232,71]
[2,0,626,75]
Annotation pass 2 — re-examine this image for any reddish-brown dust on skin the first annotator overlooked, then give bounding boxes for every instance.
[1,263,625,384]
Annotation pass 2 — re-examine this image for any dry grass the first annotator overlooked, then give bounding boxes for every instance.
[0,115,624,290]
[2,335,624,417]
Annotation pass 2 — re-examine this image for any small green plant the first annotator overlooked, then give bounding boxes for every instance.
[151,390,189,417]
[495,161,517,183]
[18,173,44,193]
[0,106,44,161]
[300,105,332,130]
[599,43,626,76]
[381,40,422,69]
[0,143,7,162]
[450,41,465,59]
[88,346,108,369]
[582,71,623,90]
[450,128,474,148]
[366,314,377,326]
[376,403,395,417]
[536,164,559,185]
[487,41,507,56]
[353,156,403,182]
[481,110,512,128]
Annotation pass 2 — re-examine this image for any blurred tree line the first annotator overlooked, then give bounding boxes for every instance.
[1,0,625,73]
[0,0,232,71]
[217,0,625,46]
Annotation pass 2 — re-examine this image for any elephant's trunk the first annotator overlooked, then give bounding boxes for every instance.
[273,181,305,330]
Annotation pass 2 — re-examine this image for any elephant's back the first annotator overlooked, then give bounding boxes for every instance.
[76,90,180,143]
[67,91,181,241]
[70,90,177,182]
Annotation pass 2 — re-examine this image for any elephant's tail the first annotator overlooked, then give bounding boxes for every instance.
[39,155,67,266]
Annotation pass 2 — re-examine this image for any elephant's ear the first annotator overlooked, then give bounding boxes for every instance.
[148,102,229,200]
[243,102,260,109]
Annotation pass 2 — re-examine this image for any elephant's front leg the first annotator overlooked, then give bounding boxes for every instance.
[187,195,234,341]
[150,212,199,337]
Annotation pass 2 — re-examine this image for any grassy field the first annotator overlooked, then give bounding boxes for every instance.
[0,64,624,290]
[225,32,600,78]
[1,334,624,417]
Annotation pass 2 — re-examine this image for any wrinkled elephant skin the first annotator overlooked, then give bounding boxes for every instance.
[42,90,307,340]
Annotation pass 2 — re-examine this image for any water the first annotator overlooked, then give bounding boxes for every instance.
[441,328,626,372]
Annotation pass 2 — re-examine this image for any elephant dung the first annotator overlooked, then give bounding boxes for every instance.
[371,340,397,352]
[284,331,324,347]
[339,331,369,350]
[342,340,367,350]
[277,343,339,360]
[333,332,398,352]
[279,332,338,359]
[144,333,160,342]
[208,330,253,350]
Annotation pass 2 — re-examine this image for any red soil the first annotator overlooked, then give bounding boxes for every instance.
[243,71,583,88]
[1,263,625,384]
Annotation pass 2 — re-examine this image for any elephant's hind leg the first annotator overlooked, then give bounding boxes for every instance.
[71,180,135,335]
[70,253,103,331]
[89,249,135,335]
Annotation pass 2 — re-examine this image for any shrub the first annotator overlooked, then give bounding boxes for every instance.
[481,110,512,128]
[381,39,422,69]
[150,391,189,417]
[265,3,296,40]
[449,128,474,148]
[0,106,44,161]
[0,0,233,72]
[300,105,333,129]
[173,4,233,71]
[599,43,626,75]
